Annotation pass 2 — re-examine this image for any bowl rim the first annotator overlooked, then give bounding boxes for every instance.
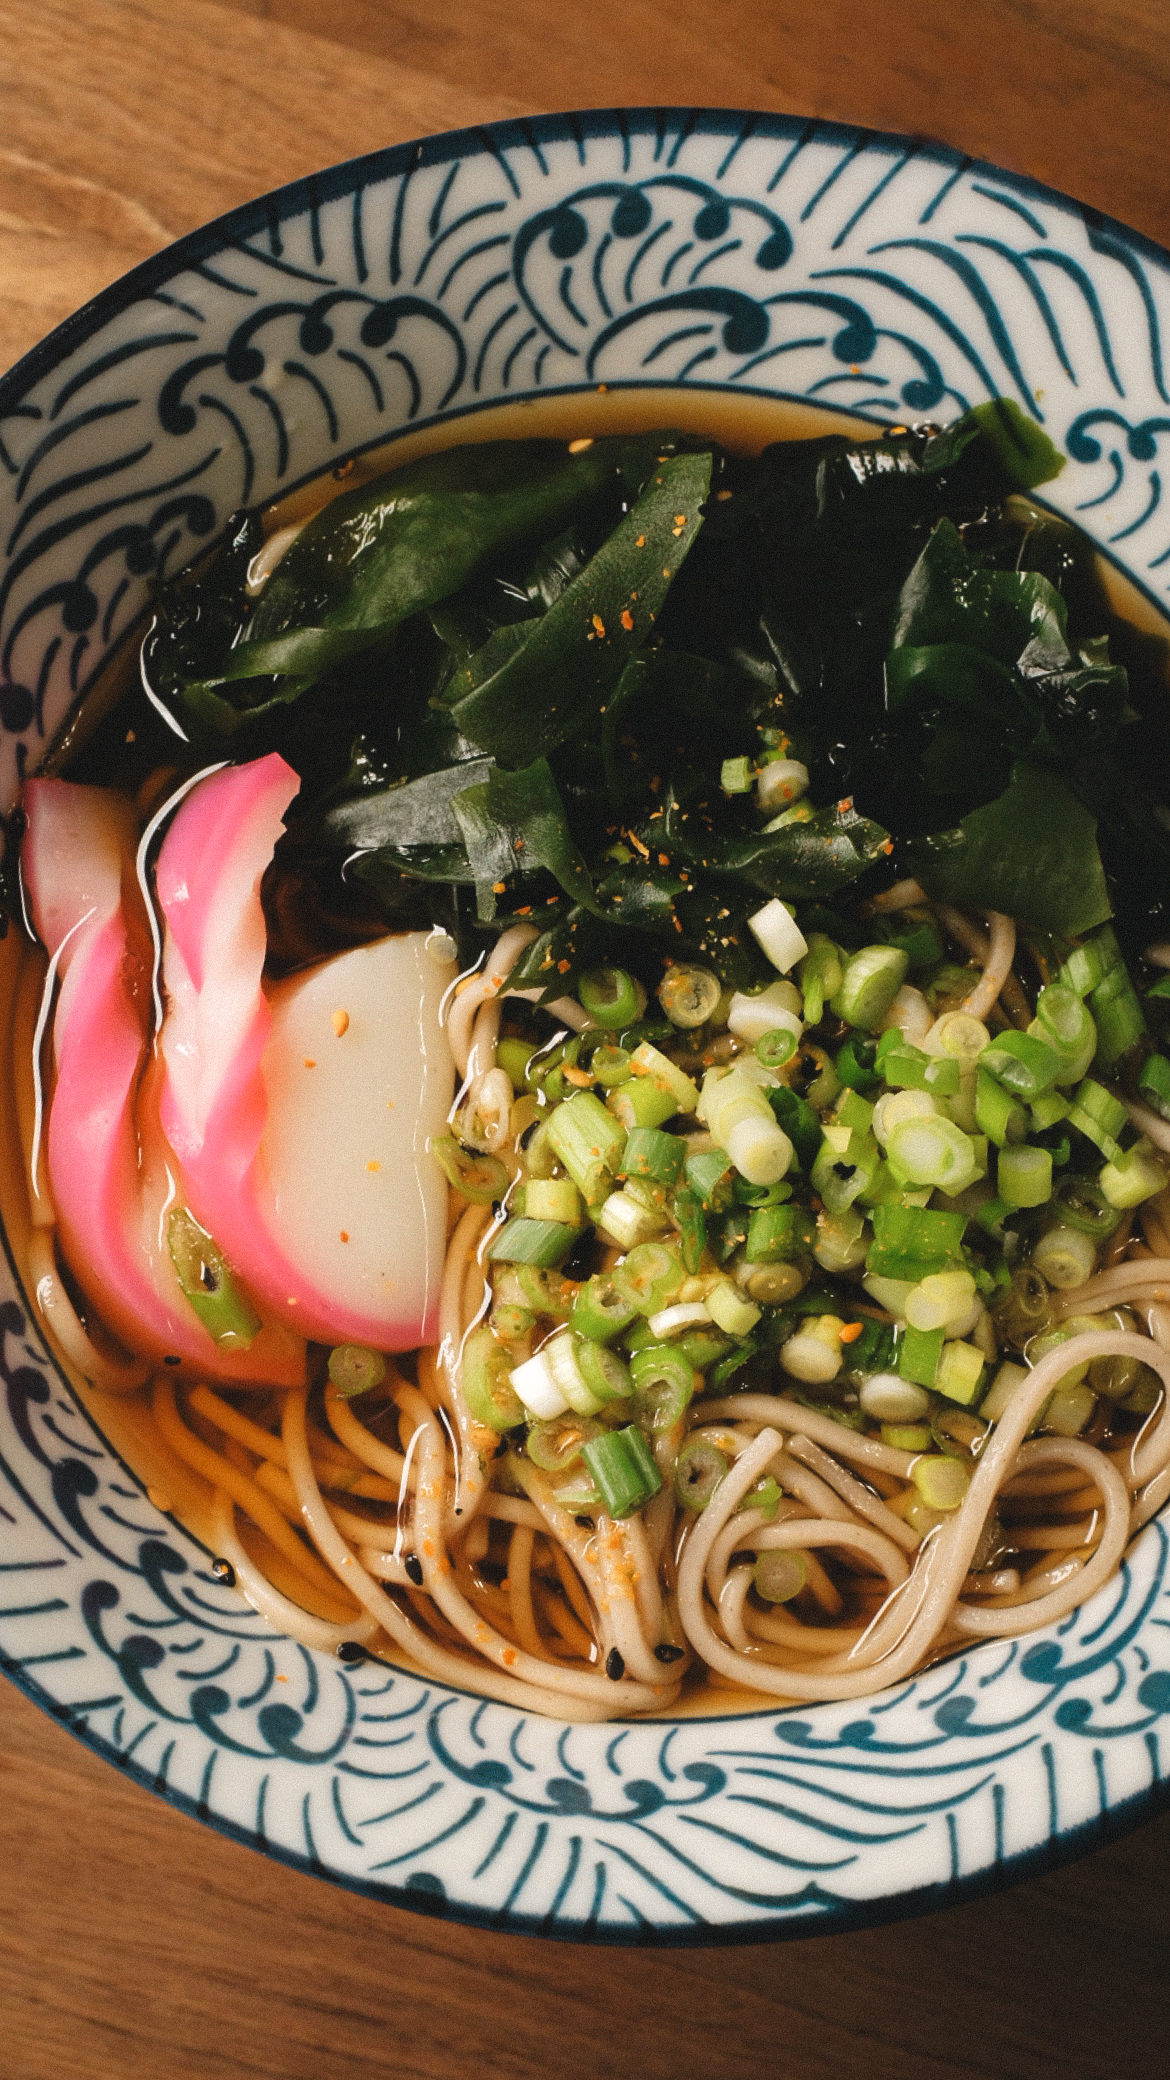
[5,102,1170,440]
[3,102,1170,1944]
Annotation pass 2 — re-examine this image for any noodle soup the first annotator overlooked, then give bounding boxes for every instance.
[8,391,1170,1723]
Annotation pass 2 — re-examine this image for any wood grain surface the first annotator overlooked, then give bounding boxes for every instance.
[1,4,1169,2074]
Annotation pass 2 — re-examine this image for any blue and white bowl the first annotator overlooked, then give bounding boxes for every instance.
[2,108,1169,1942]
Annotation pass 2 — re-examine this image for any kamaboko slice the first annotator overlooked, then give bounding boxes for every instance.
[155,754,455,1348]
[20,777,305,1384]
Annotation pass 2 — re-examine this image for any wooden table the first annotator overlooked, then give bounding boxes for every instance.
[1,4,1168,2072]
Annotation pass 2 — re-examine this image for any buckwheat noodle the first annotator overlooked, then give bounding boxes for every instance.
[12,846,1170,1717]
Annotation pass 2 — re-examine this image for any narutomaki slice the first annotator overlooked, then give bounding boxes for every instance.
[21,777,305,1385]
[156,754,456,1348]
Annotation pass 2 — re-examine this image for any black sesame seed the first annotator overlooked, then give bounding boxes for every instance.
[654,1643,684,1664]
[210,1557,236,1587]
[605,1648,625,1681]
[404,1554,424,1586]
[337,1640,366,1663]
[575,1514,593,1529]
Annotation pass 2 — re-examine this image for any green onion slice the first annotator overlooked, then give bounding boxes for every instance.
[630,1344,697,1431]
[576,1340,633,1405]
[579,967,642,1029]
[571,1273,639,1344]
[612,1242,683,1316]
[581,1425,663,1517]
[486,1217,579,1268]
[753,1550,808,1603]
[591,1043,634,1088]
[429,1139,511,1205]
[526,1413,603,1473]
[167,1207,260,1351]
[673,1435,730,1512]
[931,1405,991,1462]
[461,1325,524,1432]
[1052,1173,1123,1236]
[327,1344,388,1400]
[756,1027,799,1069]
[658,965,721,1029]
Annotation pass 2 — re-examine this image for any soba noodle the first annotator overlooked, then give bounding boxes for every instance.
[11,887,1170,1716]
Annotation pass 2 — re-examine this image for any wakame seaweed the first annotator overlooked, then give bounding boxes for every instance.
[45,397,1170,993]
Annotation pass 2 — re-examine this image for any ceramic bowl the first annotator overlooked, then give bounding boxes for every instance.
[2,108,1169,1943]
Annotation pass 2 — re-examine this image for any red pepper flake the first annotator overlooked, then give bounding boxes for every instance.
[620,608,634,631]
[662,567,671,578]
[673,514,686,526]
[592,613,606,636]
[491,880,506,894]
[557,959,571,973]
[715,488,733,502]
[880,838,894,855]
[837,797,854,813]
[636,534,646,548]
[672,915,683,932]
[597,384,608,394]
[839,1321,863,1344]
[333,457,355,479]
[339,1230,350,1243]
[627,831,650,859]
[657,853,670,866]
[568,436,593,453]
[516,905,532,915]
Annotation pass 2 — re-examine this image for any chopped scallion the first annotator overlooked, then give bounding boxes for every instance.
[673,1435,729,1511]
[571,1273,639,1344]
[460,1326,524,1431]
[630,1344,698,1430]
[912,1455,970,1510]
[579,967,643,1029]
[753,1550,808,1603]
[582,1424,663,1517]
[621,1126,686,1185]
[327,1343,388,1400]
[898,1322,944,1388]
[1138,1052,1170,1123]
[486,1217,579,1267]
[1030,1224,1098,1289]
[1067,1077,1128,1163]
[998,1142,1053,1208]
[658,965,721,1028]
[544,1089,627,1201]
[831,944,910,1031]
